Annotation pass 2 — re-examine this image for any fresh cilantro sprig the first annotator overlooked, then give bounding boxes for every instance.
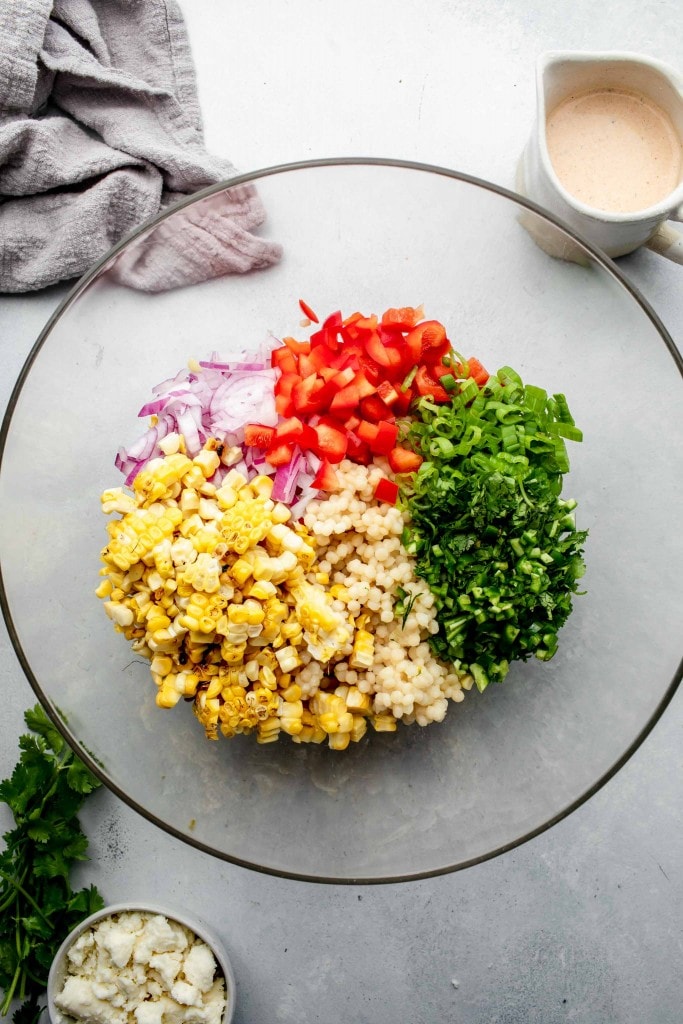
[0,706,104,1024]
[402,364,587,691]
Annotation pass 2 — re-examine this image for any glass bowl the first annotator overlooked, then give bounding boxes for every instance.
[1,159,682,883]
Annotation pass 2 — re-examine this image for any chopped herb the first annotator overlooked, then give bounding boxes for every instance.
[0,706,104,1024]
[402,367,587,690]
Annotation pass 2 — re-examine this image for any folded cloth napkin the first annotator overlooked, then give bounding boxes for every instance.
[0,0,282,292]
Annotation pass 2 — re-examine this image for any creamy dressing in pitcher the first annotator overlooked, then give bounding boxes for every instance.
[545,88,682,212]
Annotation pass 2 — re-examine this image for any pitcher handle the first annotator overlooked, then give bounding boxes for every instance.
[645,221,683,265]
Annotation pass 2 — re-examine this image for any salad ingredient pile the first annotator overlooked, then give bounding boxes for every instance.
[97,304,586,750]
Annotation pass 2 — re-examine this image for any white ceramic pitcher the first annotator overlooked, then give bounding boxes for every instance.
[517,51,683,262]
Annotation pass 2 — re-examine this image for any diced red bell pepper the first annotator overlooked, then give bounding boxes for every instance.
[393,386,415,416]
[414,365,451,403]
[244,424,276,448]
[466,356,490,386]
[265,441,295,467]
[376,380,400,407]
[374,477,399,504]
[388,446,423,474]
[369,421,399,455]
[298,299,319,324]
[365,330,403,373]
[359,394,393,424]
[356,420,379,445]
[421,339,452,368]
[274,416,317,448]
[405,320,448,363]
[329,383,361,416]
[271,347,299,375]
[312,458,339,491]
[313,422,348,464]
[330,366,356,390]
[297,352,318,378]
[283,335,311,355]
[345,431,372,465]
[292,374,335,416]
[380,306,424,331]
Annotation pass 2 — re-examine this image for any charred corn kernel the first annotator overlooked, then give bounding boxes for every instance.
[198,498,222,523]
[314,572,330,586]
[250,475,274,498]
[349,629,374,670]
[371,713,398,733]
[319,713,340,734]
[223,469,248,491]
[271,502,291,524]
[179,552,221,593]
[96,579,113,599]
[247,579,276,600]
[350,715,368,743]
[280,718,303,736]
[158,432,181,456]
[330,584,350,602]
[101,488,137,515]
[179,488,200,513]
[268,552,298,584]
[187,644,208,664]
[204,677,223,699]
[279,698,303,718]
[328,731,351,751]
[179,672,200,697]
[292,724,316,744]
[256,718,281,743]
[221,640,246,665]
[275,646,302,673]
[215,485,238,510]
[244,659,260,682]
[104,602,134,627]
[147,613,171,633]
[230,558,254,585]
[280,620,303,643]
[337,712,354,734]
[346,686,372,714]
[150,655,173,677]
[282,683,303,703]
[156,679,182,708]
[110,588,125,602]
[252,553,274,581]
[334,684,350,701]
[193,449,220,479]
[182,465,206,491]
[259,665,277,690]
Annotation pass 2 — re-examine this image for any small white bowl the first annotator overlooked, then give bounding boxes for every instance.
[46,901,236,1024]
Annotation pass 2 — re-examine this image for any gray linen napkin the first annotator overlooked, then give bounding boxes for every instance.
[0,0,282,292]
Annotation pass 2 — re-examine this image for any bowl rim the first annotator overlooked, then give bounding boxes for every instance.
[46,900,236,1024]
[1,156,682,884]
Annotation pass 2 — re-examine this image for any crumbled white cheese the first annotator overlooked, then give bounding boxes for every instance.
[54,912,226,1024]
[183,943,217,992]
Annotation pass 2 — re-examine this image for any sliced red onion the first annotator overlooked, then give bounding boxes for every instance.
[272,450,303,504]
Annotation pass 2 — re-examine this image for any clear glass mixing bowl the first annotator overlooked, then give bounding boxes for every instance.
[1,160,681,883]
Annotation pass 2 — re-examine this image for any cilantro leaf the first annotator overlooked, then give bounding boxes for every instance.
[0,706,104,1020]
[403,369,588,690]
